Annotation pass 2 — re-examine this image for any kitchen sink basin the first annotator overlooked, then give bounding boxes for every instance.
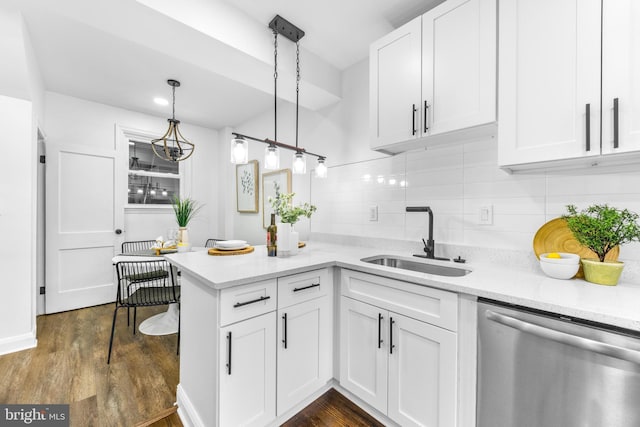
[361,255,471,277]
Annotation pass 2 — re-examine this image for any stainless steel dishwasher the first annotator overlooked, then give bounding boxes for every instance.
[477,299,640,427]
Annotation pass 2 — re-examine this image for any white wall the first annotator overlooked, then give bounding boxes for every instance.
[311,60,640,265]
[0,96,37,354]
[228,59,383,245]
[44,92,221,247]
[0,8,45,354]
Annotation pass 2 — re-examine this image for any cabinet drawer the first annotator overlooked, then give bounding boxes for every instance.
[341,269,458,331]
[220,279,277,326]
[278,269,330,309]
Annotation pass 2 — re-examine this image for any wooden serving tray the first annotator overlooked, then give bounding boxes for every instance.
[533,217,619,278]
[153,246,177,255]
[208,246,255,256]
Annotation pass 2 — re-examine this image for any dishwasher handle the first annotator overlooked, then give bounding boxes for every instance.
[485,309,640,365]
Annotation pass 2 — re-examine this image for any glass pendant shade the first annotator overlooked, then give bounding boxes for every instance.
[230,137,249,164]
[264,145,280,170]
[292,151,307,174]
[315,158,327,178]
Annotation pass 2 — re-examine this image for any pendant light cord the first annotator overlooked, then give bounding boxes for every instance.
[295,40,300,149]
[273,31,278,141]
[171,84,176,121]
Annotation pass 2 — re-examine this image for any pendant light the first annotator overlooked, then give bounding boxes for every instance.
[291,39,307,175]
[229,15,327,178]
[151,79,194,162]
[264,30,281,170]
[315,157,327,178]
[230,135,249,164]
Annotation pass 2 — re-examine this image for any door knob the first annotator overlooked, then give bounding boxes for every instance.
[115,229,123,235]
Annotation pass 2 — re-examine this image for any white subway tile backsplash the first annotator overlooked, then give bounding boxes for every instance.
[311,137,640,261]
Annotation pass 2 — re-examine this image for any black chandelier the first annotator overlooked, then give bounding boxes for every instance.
[230,15,327,178]
[151,79,195,162]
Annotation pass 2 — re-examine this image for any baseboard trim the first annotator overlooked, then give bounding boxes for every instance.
[176,384,205,427]
[0,332,37,356]
[134,405,177,427]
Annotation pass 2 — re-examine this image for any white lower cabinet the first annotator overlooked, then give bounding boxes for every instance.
[219,311,277,427]
[277,296,332,415]
[340,297,388,411]
[388,312,457,427]
[340,269,458,427]
[178,266,464,427]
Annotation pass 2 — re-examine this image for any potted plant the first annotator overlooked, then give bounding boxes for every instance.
[563,204,640,285]
[269,186,316,253]
[172,196,202,246]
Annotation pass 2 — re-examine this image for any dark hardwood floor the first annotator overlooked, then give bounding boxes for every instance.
[282,389,384,427]
[0,304,381,427]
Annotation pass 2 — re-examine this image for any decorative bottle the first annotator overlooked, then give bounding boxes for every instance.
[267,213,277,256]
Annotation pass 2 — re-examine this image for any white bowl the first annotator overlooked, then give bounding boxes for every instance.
[539,257,580,279]
[539,252,580,265]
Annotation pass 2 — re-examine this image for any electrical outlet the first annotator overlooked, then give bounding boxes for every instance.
[369,205,378,221]
[479,205,493,225]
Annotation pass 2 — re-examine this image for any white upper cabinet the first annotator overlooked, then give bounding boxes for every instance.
[370,17,422,149]
[422,0,496,137]
[601,0,640,155]
[370,0,497,153]
[499,0,640,170]
[498,0,601,168]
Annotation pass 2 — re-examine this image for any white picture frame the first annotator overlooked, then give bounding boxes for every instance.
[236,160,259,213]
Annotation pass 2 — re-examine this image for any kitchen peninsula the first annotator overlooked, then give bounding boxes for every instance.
[167,242,640,427]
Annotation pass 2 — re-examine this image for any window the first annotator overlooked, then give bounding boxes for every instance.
[128,140,180,205]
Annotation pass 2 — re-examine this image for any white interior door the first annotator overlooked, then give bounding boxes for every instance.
[45,140,124,313]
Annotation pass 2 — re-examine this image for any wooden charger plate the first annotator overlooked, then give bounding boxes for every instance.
[208,246,255,256]
[533,217,619,278]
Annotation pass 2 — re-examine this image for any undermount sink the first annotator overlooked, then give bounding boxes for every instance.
[361,255,471,277]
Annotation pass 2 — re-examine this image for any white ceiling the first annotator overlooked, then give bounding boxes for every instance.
[13,0,444,129]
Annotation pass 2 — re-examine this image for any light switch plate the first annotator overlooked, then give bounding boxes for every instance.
[479,205,493,225]
[369,205,378,221]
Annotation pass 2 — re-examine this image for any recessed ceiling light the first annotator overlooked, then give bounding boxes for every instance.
[154,97,169,106]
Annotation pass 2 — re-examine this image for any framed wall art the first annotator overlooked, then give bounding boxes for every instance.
[262,168,292,228]
[236,160,259,213]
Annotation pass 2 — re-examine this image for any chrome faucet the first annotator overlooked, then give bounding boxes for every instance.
[406,206,449,261]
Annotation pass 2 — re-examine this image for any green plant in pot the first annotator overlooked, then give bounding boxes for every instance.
[269,191,317,225]
[172,196,202,246]
[563,204,640,285]
[268,184,316,252]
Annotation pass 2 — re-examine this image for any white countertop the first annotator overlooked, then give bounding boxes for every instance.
[166,242,640,332]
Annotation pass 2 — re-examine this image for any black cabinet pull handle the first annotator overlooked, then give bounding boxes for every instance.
[293,283,320,292]
[282,313,288,349]
[390,317,395,354]
[226,331,232,375]
[424,100,429,133]
[613,98,619,149]
[585,103,591,152]
[378,313,383,349]
[412,104,417,135]
[233,295,270,308]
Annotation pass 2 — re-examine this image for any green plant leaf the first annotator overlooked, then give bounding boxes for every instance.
[172,196,202,227]
[563,204,640,262]
[268,187,316,224]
